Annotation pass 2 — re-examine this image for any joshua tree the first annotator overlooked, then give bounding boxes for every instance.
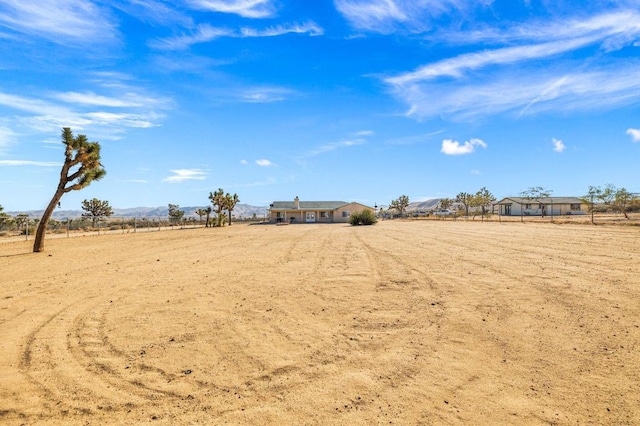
[389,195,410,217]
[195,208,208,225]
[0,204,8,229]
[440,197,453,210]
[209,188,226,226]
[519,186,552,221]
[613,187,636,219]
[225,193,240,225]
[33,128,105,252]
[455,192,472,217]
[81,198,113,227]
[168,204,185,225]
[204,206,212,227]
[472,187,496,222]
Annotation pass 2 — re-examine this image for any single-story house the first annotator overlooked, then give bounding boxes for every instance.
[269,197,375,223]
[495,197,587,216]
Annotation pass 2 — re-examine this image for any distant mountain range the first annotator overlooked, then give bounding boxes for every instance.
[8,199,457,220]
[7,204,270,220]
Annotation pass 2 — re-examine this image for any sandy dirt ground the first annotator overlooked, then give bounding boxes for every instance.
[1,220,639,425]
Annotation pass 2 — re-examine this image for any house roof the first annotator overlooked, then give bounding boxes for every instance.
[270,201,348,211]
[496,197,585,205]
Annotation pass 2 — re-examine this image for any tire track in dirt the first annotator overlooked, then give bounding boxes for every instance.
[375,222,640,423]
[19,296,160,418]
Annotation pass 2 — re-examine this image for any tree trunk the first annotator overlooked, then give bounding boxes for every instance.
[33,189,64,252]
[227,209,232,225]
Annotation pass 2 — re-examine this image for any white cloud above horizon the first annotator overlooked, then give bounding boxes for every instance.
[552,138,566,153]
[256,159,275,166]
[627,128,640,142]
[163,168,207,182]
[384,9,640,120]
[187,0,277,18]
[441,138,487,155]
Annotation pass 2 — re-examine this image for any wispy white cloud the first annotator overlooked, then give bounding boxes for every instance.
[354,130,375,136]
[0,89,170,139]
[386,129,445,145]
[627,128,640,142]
[53,91,168,108]
[111,0,193,27]
[441,138,486,155]
[187,0,277,18]
[256,159,275,166]
[240,22,323,37]
[0,126,17,152]
[391,62,640,121]
[149,24,233,49]
[151,21,322,49]
[0,160,59,167]
[385,10,640,120]
[386,37,596,87]
[164,169,207,182]
[334,0,490,33]
[0,0,117,45]
[440,10,640,48]
[552,138,566,153]
[302,139,366,158]
[240,159,248,165]
[239,86,294,103]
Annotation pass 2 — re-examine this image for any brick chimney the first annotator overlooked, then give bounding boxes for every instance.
[294,196,300,209]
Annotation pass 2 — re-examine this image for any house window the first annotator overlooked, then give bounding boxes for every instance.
[342,211,350,218]
[525,204,532,209]
[320,212,327,218]
[538,204,543,209]
[276,212,282,218]
[570,204,581,210]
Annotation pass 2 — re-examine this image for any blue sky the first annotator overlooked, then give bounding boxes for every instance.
[1,0,639,211]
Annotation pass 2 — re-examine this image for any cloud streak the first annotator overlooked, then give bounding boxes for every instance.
[151,21,322,50]
[301,139,365,158]
[0,160,59,167]
[0,88,171,139]
[163,169,207,182]
[334,0,476,33]
[187,0,277,18]
[385,10,640,120]
[0,0,117,45]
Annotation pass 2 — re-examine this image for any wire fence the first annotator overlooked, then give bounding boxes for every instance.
[0,216,266,242]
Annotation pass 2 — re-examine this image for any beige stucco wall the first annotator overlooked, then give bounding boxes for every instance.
[269,202,374,223]
[333,203,375,223]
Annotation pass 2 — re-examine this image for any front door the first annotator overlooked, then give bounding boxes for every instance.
[306,212,316,223]
[504,204,511,215]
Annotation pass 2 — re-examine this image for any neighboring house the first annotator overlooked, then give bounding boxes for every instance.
[269,197,374,223]
[495,197,587,216]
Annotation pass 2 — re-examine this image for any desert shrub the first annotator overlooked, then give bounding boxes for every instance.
[349,210,377,226]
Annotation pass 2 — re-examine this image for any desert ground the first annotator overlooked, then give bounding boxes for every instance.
[1,220,639,425]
